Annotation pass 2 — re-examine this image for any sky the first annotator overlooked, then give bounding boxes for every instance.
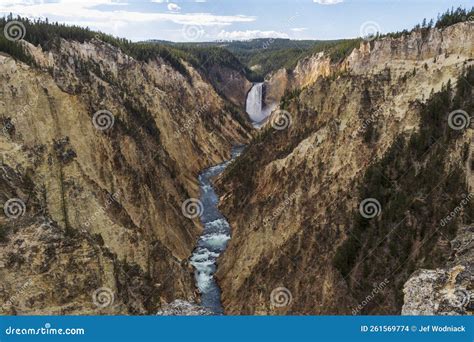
[0,0,472,42]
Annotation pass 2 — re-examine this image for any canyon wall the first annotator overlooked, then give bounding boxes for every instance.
[216,22,473,315]
[264,52,332,106]
[0,38,251,314]
[264,23,473,107]
[205,64,253,109]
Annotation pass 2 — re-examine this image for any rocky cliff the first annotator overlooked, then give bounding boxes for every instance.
[0,37,251,314]
[205,64,253,110]
[402,224,473,315]
[264,22,473,107]
[216,22,473,315]
[263,52,332,107]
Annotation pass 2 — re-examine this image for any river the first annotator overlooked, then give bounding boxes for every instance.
[190,146,245,314]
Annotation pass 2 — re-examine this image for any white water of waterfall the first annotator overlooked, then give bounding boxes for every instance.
[246,83,265,123]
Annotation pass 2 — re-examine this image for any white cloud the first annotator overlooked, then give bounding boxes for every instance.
[290,27,307,32]
[313,0,344,4]
[217,30,289,41]
[167,3,180,12]
[152,0,206,3]
[0,0,255,30]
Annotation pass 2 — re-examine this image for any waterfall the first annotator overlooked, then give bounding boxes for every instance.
[246,83,264,123]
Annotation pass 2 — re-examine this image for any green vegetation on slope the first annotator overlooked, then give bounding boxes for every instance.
[0,15,192,78]
[175,45,249,76]
[0,32,33,65]
[0,15,254,83]
[435,6,474,28]
[168,38,360,81]
[382,6,473,39]
[333,67,474,312]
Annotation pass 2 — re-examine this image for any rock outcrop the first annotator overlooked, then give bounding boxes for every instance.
[205,64,253,109]
[402,225,473,315]
[264,52,332,106]
[156,299,213,315]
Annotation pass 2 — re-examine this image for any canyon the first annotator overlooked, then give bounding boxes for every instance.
[0,35,251,314]
[0,17,473,316]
